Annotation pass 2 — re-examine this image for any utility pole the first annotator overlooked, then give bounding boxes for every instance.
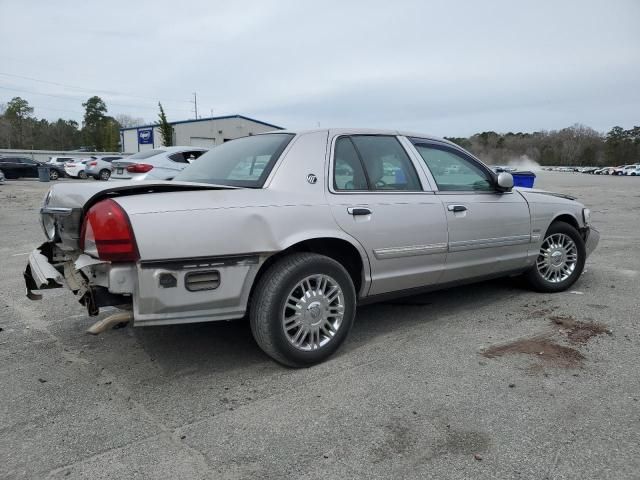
[192,92,198,119]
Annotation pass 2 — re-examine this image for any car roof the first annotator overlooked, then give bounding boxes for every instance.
[262,128,453,145]
[158,146,208,152]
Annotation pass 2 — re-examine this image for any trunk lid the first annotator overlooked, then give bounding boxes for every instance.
[42,181,237,249]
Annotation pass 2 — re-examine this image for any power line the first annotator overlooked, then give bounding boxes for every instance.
[0,85,192,113]
[0,71,192,105]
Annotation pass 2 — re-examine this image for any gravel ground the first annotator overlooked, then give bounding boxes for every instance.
[0,172,638,479]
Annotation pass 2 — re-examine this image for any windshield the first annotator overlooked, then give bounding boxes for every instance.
[174,134,295,187]
[128,149,166,160]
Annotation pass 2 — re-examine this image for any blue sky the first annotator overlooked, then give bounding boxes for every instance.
[1,0,638,136]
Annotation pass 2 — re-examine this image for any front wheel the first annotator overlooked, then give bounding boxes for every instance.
[249,253,356,367]
[78,170,88,179]
[525,221,586,293]
[49,169,59,180]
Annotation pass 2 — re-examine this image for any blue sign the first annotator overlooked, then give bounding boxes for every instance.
[138,128,154,145]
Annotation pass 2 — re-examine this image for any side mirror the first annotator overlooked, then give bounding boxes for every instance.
[496,172,514,191]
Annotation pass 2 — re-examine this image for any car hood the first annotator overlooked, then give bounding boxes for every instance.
[515,187,576,201]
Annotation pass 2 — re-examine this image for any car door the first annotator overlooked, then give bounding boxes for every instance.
[408,139,531,283]
[326,134,448,296]
[20,158,40,178]
[0,158,17,178]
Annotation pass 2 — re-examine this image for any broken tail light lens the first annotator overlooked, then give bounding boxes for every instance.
[80,199,139,262]
[126,163,153,173]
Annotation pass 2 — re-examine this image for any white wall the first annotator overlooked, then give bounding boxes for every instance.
[120,117,280,153]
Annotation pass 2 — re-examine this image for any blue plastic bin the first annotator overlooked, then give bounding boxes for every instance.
[511,171,536,188]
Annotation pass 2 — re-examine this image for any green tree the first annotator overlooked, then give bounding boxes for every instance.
[157,102,173,146]
[82,96,108,149]
[4,96,34,147]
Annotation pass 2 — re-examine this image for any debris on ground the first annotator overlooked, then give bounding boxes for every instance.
[482,335,584,368]
[474,453,483,461]
[549,315,609,344]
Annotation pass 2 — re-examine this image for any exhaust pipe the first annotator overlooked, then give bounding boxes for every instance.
[87,311,133,335]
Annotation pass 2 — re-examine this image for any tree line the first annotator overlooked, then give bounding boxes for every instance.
[0,96,172,152]
[1,96,638,165]
[446,124,640,167]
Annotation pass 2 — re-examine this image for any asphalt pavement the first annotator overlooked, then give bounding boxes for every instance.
[0,172,638,479]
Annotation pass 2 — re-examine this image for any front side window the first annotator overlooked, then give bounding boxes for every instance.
[174,134,294,187]
[333,135,421,191]
[411,141,493,192]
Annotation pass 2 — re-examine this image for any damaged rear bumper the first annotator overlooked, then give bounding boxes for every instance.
[24,246,65,300]
[24,242,133,316]
[24,243,263,326]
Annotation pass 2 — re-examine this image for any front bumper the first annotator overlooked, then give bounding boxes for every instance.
[584,226,600,258]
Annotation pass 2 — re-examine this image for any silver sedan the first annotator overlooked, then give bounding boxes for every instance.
[25,129,599,367]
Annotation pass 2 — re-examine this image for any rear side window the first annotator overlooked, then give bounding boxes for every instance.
[333,135,421,191]
[174,134,294,187]
[168,151,206,163]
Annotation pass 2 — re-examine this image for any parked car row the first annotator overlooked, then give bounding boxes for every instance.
[581,164,640,175]
[0,156,66,180]
[542,164,640,176]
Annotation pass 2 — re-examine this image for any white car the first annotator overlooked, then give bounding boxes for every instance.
[47,156,75,167]
[612,164,639,176]
[625,165,640,176]
[64,159,91,179]
[110,147,207,181]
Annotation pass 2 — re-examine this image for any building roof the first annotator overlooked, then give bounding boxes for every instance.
[119,114,283,132]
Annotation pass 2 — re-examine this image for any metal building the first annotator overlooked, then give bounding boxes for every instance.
[119,114,282,153]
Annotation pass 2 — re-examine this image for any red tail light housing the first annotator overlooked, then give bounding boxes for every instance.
[126,163,153,173]
[80,199,139,262]
[88,161,97,166]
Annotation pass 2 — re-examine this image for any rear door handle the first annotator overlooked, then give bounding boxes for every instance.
[447,204,467,212]
[347,207,372,216]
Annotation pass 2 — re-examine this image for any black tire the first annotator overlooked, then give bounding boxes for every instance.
[249,252,356,367]
[78,170,88,179]
[49,169,59,180]
[99,169,111,181]
[525,221,586,293]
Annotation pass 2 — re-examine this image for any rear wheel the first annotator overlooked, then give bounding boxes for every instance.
[78,170,88,179]
[525,221,586,292]
[49,169,59,180]
[250,253,356,367]
[98,169,111,181]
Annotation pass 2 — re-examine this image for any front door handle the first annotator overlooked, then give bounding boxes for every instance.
[447,204,467,212]
[347,207,372,216]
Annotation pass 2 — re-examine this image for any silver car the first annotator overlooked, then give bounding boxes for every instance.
[84,156,124,181]
[25,129,599,367]
[110,147,207,181]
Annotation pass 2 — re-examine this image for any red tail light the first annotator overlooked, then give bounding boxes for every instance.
[80,199,139,262]
[88,161,97,166]
[126,163,153,173]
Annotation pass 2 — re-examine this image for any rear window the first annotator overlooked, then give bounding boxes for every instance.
[127,149,166,160]
[174,134,294,187]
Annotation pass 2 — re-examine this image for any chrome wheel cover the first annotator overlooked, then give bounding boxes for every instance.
[536,233,578,283]
[282,274,345,351]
